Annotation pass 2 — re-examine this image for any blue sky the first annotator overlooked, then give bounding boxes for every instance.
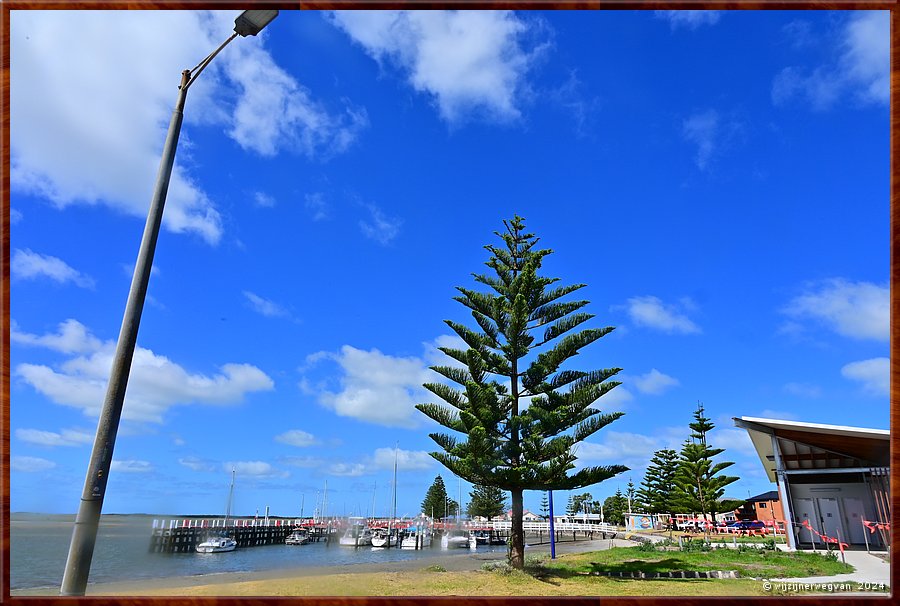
[9,9,889,518]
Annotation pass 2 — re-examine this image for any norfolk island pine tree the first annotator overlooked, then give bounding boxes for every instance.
[416,215,627,569]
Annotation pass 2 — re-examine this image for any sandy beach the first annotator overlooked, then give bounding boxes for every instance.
[14,537,634,596]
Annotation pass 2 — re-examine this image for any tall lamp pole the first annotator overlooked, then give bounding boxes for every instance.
[59,10,278,596]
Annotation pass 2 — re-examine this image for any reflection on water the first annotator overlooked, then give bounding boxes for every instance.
[10,513,505,590]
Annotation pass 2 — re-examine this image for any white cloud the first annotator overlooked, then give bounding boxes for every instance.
[227,461,289,479]
[111,459,153,473]
[179,456,217,472]
[11,319,102,354]
[253,191,276,208]
[305,192,330,221]
[593,385,633,413]
[329,11,541,125]
[423,334,469,368]
[10,11,364,246]
[575,431,660,470]
[15,427,94,447]
[14,321,274,423]
[275,429,320,448]
[617,296,700,334]
[11,249,94,288]
[772,11,888,110]
[328,462,368,477]
[782,279,888,341]
[10,208,24,224]
[307,345,433,428]
[632,369,680,395]
[682,110,719,170]
[371,448,434,471]
[359,204,402,245]
[11,456,57,472]
[243,291,291,319]
[841,357,889,396]
[655,11,722,30]
[709,428,759,458]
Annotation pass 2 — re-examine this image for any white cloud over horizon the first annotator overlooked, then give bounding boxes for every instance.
[226,460,289,479]
[275,429,320,448]
[15,428,94,447]
[328,10,543,126]
[12,319,274,423]
[11,456,58,473]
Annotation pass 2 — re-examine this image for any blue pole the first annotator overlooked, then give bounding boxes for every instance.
[548,490,556,559]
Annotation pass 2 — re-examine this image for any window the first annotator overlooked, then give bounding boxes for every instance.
[758,502,767,508]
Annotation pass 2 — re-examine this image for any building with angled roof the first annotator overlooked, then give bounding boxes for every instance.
[733,416,890,550]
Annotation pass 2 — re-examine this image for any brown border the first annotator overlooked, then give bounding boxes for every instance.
[1,2,896,605]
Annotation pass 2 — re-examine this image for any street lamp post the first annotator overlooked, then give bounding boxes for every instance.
[59,10,278,596]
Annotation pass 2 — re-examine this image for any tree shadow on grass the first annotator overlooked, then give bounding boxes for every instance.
[588,557,689,575]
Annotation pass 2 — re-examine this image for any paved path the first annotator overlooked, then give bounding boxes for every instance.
[766,550,890,588]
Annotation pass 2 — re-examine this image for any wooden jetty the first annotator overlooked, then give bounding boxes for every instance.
[148,518,334,553]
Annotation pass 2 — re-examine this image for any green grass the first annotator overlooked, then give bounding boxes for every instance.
[545,545,853,579]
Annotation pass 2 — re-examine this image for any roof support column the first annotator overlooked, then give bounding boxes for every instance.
[771,435,796,550]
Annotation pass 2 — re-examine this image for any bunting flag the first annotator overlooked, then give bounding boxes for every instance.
[862,520,890,534]
[798,519,848,553]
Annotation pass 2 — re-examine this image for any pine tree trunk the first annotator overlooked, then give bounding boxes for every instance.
[510,488,525,569]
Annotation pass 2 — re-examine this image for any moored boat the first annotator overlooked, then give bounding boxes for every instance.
[338,524,373,546]
[285,528,310,545]
[196,535,237,553]
[400,524,432,549]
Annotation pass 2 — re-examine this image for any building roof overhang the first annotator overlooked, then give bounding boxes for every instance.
[733,417,890,483]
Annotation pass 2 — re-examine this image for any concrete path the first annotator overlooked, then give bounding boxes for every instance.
[766,550,890,588]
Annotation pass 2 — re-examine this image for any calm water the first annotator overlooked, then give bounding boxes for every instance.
[9,514,506,590]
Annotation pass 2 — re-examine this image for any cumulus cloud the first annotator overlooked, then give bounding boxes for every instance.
[11,319,102,354]
[306,345,433,428]
[11,456,57,472]
[682,110,719,170]
[655,11,722,30]
[359,204,402,245]
[772,11,888,110]
[15,427,94,447]
[111,459,153,473]
[328,462,368,477]
[841,357,889,396]
[227,461,289,478]
[11,249,94,288]
[371,448,434,471]
[782,279,888,341]
[243,291,292,319]
[617,296,700,334]
[10,11,364,245]
[575,431,660,470]
[13,320,274,423]
[328,10,542,125]
[631,369,680,395]
[253,191,276,208]
[275,429,320,447]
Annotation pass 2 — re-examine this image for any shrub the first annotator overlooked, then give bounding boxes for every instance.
[481,560,515,575]
[423,564,447,572]
[637,541,657,552]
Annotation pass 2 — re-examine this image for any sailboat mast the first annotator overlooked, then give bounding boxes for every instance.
[389,443,398,547]
[225,467,235,527]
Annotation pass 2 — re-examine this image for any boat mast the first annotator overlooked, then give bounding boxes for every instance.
[389,443,398,547]
[225,467,235,528]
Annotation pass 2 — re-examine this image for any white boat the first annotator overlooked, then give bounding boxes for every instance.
[400,524,433,549]
[196,535,236,553]
[442,529,470,549]
[371,528,399,548]
[338,525,373,546]
[285,528,310,545]
[197,468,237,554]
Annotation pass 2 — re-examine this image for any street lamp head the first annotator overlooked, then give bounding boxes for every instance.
[234,10,279,37]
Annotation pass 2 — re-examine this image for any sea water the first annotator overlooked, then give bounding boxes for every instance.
[9,513,506,591]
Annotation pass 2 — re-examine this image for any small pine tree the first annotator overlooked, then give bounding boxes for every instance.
[421,475,453,520]
[467,484,507,520]
[625,479,636,514]
[636,449,679,514]
[539,492,550,520]
[672,403,743,529]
